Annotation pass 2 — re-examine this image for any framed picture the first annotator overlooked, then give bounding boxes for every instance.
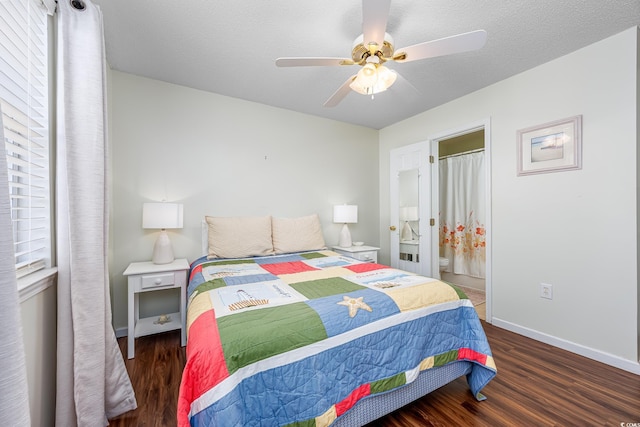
[517,115,582,176]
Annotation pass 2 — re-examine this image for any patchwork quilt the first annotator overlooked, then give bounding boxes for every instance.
[178,250,496,427]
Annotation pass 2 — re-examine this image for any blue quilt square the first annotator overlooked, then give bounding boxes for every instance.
[306,288,400,337]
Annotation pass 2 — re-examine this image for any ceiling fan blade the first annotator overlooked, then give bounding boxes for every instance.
[362,0,391,49]
[276,57,354,67]
[393,30,487,63]
[323,75,357,108]
[392,71,422,101]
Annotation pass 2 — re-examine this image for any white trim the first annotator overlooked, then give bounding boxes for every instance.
[492,318,640,375]
[18,267,57,303]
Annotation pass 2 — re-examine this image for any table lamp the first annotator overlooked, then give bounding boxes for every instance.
[333,204,357,248]
[142,202,183,264]
[400,206,419,241]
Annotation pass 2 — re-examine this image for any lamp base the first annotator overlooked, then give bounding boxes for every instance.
[152,230,175,264]
[337,223,353,248]
[401,221,413,241]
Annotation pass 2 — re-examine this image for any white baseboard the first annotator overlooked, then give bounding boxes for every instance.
[491,318,640,376]
[115,327,128,338]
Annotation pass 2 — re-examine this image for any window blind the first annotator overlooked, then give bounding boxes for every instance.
[0,0,51,278]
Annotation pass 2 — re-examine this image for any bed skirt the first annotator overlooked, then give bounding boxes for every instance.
[334,360,473,426]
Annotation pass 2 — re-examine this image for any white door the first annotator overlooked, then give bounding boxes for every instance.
[389,141,432,276]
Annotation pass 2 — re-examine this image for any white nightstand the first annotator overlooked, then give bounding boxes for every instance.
[332,245,380,263]
[123,258,190,359]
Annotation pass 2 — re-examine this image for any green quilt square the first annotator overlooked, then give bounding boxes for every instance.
[290,277,366,299]
[299,252,327,260]
[218,302,328,374]
[370,372,406,394]
[192,278,226,298]
[434,349,459,367]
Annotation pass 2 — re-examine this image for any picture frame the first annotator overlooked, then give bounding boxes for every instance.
[516,115,582,176]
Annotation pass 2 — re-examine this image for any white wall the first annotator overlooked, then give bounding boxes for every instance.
[20,286,57,427]
[380,27,639,370]
[108,71,379,330]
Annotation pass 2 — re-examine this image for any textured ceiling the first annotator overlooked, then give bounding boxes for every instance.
[91,0,640,130]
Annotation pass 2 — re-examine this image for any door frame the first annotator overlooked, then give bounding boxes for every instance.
[428,118,493,323]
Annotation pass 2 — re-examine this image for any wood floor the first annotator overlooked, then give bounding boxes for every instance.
[110,322,640,427]
[110,331,186,427]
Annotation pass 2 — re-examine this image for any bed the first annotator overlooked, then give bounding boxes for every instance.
[178,215,496,426]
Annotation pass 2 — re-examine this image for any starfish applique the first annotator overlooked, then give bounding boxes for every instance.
[337,296,372,318]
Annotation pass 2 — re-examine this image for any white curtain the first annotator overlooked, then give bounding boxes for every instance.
[56,1,137,425]
[439,151,486,279]
[0,104,31,427]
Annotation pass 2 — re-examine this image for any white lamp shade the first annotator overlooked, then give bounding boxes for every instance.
[142,203,183,229]
[333,205,358,224]
[400,206,419,221]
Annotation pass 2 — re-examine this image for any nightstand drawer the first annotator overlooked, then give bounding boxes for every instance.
[332,245,380,264]
[141,272,175,289]
[354,251,377,263]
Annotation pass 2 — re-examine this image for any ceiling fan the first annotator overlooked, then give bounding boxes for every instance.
[275,0,487,107]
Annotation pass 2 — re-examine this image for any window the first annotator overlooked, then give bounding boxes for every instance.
[0,0,54,278]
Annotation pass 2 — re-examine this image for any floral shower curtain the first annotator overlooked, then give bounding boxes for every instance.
[439,150,486,279]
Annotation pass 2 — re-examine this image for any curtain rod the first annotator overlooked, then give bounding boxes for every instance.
[438,148,484,160]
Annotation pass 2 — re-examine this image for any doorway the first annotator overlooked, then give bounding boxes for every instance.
[438,130,485,288]
[430,121,492,322]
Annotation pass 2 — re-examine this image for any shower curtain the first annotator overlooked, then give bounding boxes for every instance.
[56,1,137,425]
[439,150,486,279]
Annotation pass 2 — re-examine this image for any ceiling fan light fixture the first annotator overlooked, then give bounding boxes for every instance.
[349,63,397,96]
[349,77,371,95]
[358,63,378,84]
[377,64,397,87]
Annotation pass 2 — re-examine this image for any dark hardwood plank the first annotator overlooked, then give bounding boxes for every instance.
[370,323,640,427]
[110,331,186,427]
[110,323,640,426]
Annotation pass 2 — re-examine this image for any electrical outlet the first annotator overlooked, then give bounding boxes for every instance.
[540,283,553,300]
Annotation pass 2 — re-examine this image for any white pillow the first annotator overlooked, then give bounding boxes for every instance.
[206,216,274,259]
[272,214,326,254]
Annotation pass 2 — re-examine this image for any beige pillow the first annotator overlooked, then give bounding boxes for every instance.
[206,216,274,259]
[272,214,326,254]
